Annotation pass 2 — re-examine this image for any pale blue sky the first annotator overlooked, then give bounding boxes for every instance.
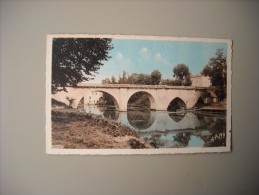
[89,38,228,83]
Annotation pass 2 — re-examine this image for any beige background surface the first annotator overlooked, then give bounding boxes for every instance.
[0,0,258,195]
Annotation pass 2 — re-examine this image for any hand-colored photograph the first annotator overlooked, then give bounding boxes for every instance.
[46,34,232,155]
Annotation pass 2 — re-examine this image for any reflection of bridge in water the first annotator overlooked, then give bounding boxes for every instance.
[117,111,202,132]
[85,105,204,131]
[115,111,226,148]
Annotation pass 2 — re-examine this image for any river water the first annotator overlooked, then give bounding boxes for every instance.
[84,105,226,148]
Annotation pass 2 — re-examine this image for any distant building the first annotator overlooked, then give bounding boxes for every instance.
[191,75,211,87]
[191,75,219,103]
[84,91,103,105]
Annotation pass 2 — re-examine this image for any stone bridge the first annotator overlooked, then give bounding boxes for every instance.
[52,83,209,111]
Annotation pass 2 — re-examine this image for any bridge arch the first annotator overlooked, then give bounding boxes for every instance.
[167,97,187,112]
[99,91,120,111]
[127,91,156,110]
[73,90,120,111]
[195,96,205,108]
[76,96,85,109]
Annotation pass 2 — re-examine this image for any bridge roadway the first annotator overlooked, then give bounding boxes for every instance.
[52,83,209,111]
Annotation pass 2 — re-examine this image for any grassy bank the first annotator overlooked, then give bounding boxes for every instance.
[51,109,151,149]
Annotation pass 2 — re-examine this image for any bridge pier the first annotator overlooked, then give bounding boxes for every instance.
[117,88,128,112]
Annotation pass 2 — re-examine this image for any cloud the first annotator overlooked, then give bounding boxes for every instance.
[113,53,134,69]
[140,47,148,53]
[153,53,171,67]
[139,47,149,57]
[116,52,124,61]
[154,53,162,61]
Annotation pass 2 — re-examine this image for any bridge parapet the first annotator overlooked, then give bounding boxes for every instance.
[77,83,208,90]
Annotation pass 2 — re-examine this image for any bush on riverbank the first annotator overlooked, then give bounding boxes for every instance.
[52,98,69,109]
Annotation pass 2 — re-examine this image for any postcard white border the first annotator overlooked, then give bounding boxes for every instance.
[46,34,232,155]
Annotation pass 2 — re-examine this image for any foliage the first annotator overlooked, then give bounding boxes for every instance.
[118,71,128,84]
[103,71,154,85]
[201,48,227,100]
[150,70,162,85]
[111,76,117,84]
[52,38,113,93]
[160,79,183,86]
[101,65,191,87]
[102,75,117,84]
[172,79,183,86]
[172,64,192,86]
[173,64,191,81]
[102,78,111,84]
[128,73,151,85]
[183,75,192,86]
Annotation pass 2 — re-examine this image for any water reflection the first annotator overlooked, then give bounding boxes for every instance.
[103,110,119,121]
[168,112,186,122]
[127,111,155,130]
[83,105,226,148]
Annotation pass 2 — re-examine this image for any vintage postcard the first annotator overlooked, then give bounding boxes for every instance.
[46,34,232,155]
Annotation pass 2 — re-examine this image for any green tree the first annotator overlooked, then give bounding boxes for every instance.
[102,75,117,84]
[131,73,151,85]
[111,76,117,84]
[173,64,191,81]
[183,75,192,86]
[201,48,227,100]
[150,70,162,85]
[141,74,151,85]
[102,78,111,84]
[118,71,128,84]
[52,38,113,93]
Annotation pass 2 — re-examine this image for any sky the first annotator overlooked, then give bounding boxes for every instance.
[88,38,228,83]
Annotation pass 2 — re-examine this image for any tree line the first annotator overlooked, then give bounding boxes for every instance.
[102,64,192,86]
[102,69,162,85]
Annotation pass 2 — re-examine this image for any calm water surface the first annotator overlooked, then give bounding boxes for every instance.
[84,105,226,148]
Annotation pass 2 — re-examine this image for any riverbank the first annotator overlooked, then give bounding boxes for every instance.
[194,100,227,114]
[51,109,151,149]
